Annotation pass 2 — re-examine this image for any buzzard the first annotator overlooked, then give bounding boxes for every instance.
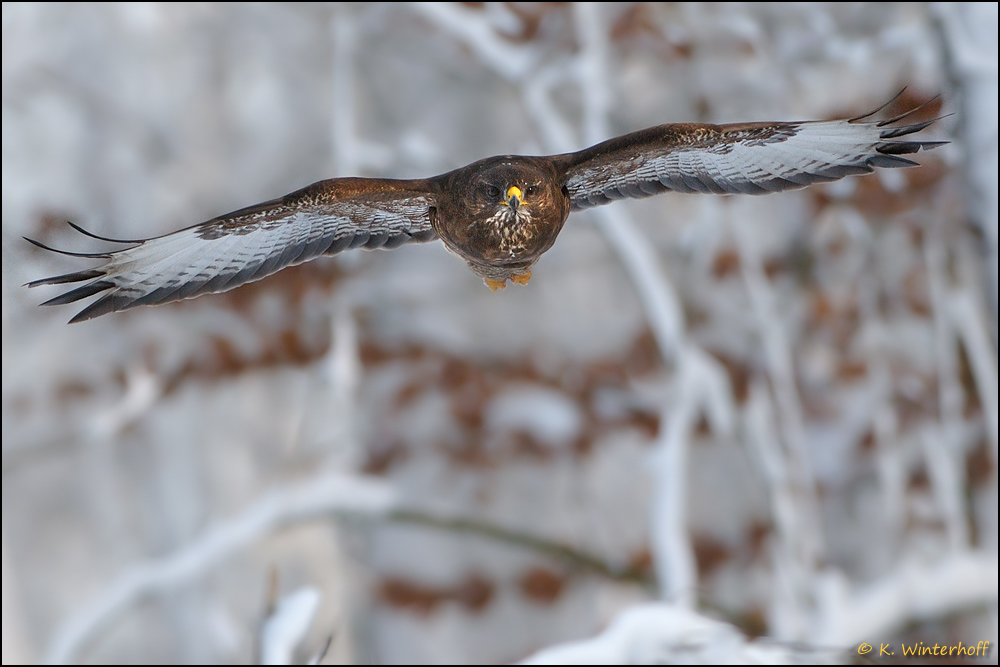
[27,93,943,323]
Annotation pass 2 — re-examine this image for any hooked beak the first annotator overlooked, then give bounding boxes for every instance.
[505,186,522,210]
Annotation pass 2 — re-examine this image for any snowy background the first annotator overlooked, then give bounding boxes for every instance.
[2,3,997,664]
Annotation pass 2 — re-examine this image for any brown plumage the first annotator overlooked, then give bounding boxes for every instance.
[26,92,944,322]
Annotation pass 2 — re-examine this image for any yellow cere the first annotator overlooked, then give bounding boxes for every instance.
[506,186,522,202]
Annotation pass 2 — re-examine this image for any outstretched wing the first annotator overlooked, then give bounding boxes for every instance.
[558,94,946,210]
[26,178,439,322]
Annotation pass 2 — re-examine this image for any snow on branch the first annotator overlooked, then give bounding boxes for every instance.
[88,363,162,442]
[648,383,698,606]
[949,286,999,467]
[520,602,833,664]
[45,472,396,665]
[259,587,322,666]
[931,3,999,323]
[814,551,999,647]
[409,3,537,82]
[520,555,999,665]
[923,229,972,550]
[744,381,813,640]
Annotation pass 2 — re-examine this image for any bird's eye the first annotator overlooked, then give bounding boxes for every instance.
[486,184,501,199]
[525,185,538,196]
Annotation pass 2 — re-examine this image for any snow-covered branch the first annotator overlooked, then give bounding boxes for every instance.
[931,3,999,321]
[259,587,322,666]
[45,472,396,665]
[814,551,999,647]
[520,602,833,664]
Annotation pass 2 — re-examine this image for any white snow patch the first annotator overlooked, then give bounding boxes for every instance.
[486,384,583,449]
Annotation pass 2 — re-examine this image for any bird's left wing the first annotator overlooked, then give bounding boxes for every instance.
[26,178,438,322]
[556,95,945,210]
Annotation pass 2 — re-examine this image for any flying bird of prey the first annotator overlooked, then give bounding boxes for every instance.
[27,93,943,323]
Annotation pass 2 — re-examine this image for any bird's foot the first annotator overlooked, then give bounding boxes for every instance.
[484,270,530,291]
[510,270,532,286]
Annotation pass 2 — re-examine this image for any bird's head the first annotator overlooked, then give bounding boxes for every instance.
[480,182,538,223]
[464,157,567,229]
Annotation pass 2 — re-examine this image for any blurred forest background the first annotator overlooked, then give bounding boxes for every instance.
[2,3,997,664]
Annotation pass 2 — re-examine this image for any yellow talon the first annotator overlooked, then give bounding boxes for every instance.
[485,279,507,291]
[510,271,532,286]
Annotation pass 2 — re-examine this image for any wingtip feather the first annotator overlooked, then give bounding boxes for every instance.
[848,88,908,123]
[25,268,107,288]
[65,221,145,245]
[876,94,942,127]
[67,293,126,323]
[39,280,115,307]
[23,236,111,259]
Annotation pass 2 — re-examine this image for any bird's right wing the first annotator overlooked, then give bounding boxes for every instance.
[26,178,439,322]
